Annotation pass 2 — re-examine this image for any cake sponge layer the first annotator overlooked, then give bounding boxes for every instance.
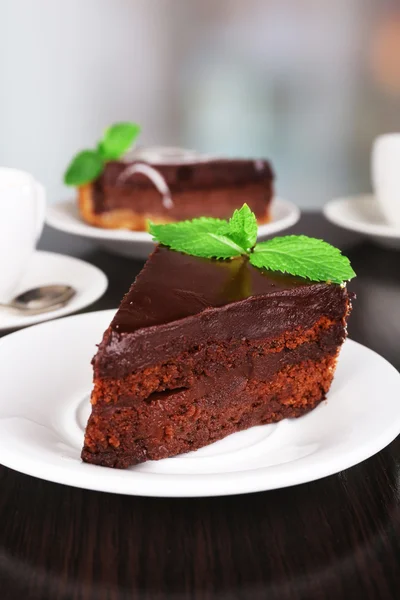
[82,319,344,468]
[82,354,337,468]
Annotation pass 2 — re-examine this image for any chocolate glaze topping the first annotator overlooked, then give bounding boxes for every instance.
[100,159,274,191]
[94,247,350,378]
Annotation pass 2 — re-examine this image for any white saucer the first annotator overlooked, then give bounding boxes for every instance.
[0,309,399,497]
[324,194,400,249]
[0,252,107,331]
[46,198,300,259]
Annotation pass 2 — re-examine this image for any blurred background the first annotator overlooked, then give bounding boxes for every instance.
[0,0,399,208]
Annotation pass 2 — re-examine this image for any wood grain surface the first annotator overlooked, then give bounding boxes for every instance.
[0,214,399,600]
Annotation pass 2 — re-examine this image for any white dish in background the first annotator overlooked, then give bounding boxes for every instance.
[324,195,400,250]
[372,133,400,228]
[46,198,300,259]
[0,309,399,497]
[0,251,107,331]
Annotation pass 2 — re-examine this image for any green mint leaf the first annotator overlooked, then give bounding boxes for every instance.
[149,217,245,259]
[249,235,356,284]
[223,203,258,251]
[64,150,104,186]
[100,122,141,160]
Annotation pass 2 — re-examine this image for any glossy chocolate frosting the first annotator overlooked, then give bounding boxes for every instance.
[94,247,350,378]
[100,158,274,191]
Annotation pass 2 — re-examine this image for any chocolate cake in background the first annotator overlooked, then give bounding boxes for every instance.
[78,148,274,231]
[81,246,352,469]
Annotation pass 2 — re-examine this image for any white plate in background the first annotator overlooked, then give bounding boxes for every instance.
[324,195,400,250]
[0,309,398,497]
[0,252,107,332]
[46,198,300,259]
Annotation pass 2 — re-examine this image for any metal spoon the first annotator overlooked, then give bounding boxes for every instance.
[0,285,76,315]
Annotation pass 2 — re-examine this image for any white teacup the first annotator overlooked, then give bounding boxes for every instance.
[372,133,400,228]
[0,168,46,302]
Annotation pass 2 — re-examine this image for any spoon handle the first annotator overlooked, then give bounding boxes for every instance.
[0,301,71,315]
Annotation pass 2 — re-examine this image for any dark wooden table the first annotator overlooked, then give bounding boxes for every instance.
[1,214,399,600]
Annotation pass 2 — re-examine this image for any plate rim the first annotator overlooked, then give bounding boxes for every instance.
[46,197,301,243]
[0,309,399,497]
[0,251,108,331]
[324,194,400,239]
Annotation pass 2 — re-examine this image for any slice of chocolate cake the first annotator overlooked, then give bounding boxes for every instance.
[78,149,274,231]
[82,246,352,469]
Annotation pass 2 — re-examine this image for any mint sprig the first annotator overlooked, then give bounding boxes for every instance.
[149,204,356,284]
[64,121,141,186]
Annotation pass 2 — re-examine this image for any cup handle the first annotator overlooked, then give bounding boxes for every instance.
[34,182,46,242]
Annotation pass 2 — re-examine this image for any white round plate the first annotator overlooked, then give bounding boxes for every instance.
[46,198,300,259]
[0,309,399,497]
[0,252,107,331]
[324,195,400,249]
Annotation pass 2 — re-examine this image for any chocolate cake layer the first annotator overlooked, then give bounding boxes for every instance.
[91,319,343,409]
[82,352,337,468]
[99,159,273,193]
[94,247,350,378]
[91,159,274,219]
[77,155,274,230]
[92,184,271,222]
